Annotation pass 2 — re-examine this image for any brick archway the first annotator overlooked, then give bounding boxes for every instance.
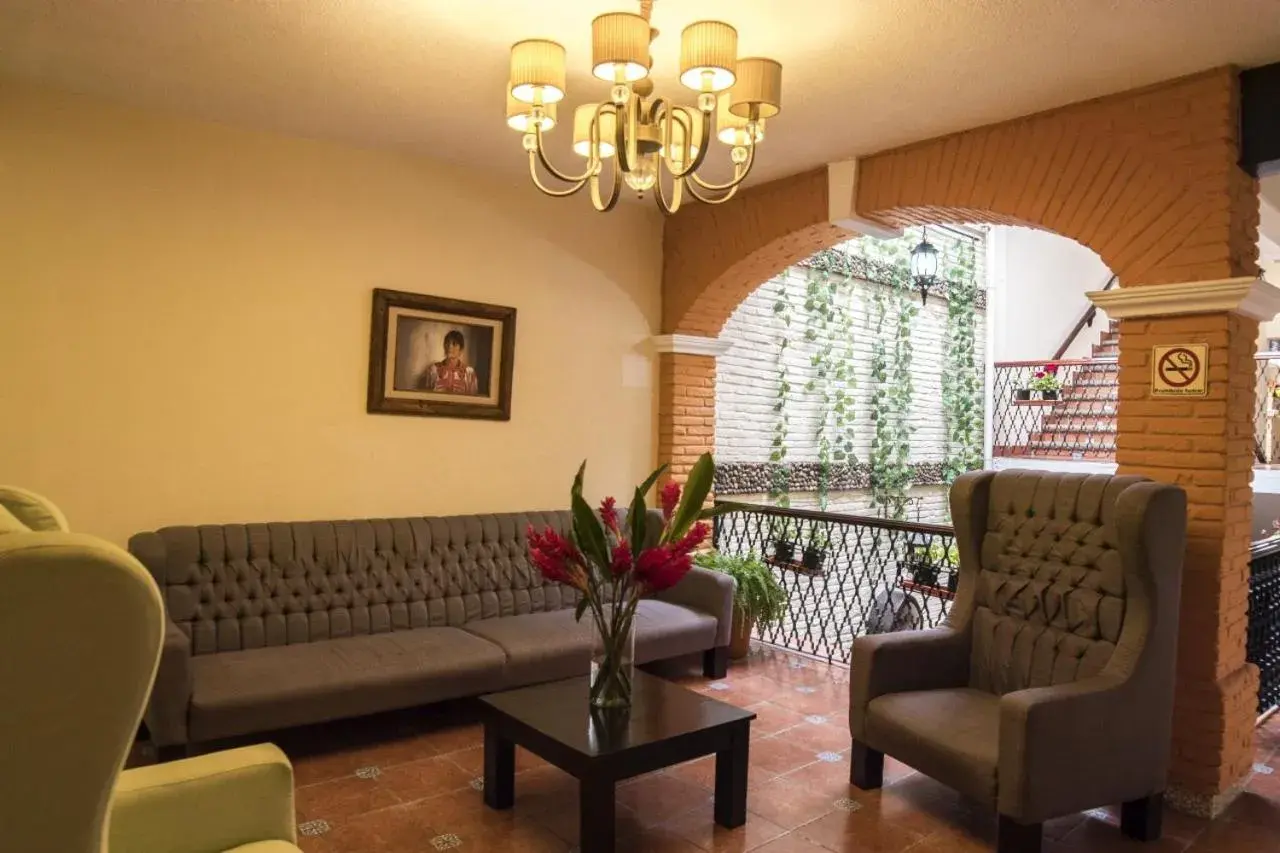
[660,66,1265,811]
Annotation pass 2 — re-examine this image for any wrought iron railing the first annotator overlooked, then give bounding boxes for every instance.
[712,501,956,665]
[991,358,1118,460]
[1249,535,1280,716]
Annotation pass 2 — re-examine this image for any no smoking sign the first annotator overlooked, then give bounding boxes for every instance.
[1151,344,1208,397]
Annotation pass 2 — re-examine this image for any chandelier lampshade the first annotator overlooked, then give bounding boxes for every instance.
[510,39,567,104]
[716,93,764,146]
[679,21,737,92]
[507,90,557,133]
[509,1,780,215]
[592,13,651,83]
[573,105,618,158]
[729,57,783,119]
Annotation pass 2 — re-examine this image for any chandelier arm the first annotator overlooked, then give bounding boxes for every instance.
[527,152,590,197]
[615,93,640,174]
[653,167,685,215]
[533,124,595,185]
[688,143,756,192]
[684,178,742,206]
[649,101,712,180]
[589,157,623,212]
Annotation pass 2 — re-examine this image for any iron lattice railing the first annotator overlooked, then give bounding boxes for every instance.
[1249,536,1280,716]
[712,501,956,665]
[991,358,1118,460]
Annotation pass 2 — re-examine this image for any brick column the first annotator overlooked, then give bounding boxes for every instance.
[1094,277,1280,816]
[653,335,733,485]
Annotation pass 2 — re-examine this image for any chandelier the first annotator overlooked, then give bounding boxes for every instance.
[505,0,782,215]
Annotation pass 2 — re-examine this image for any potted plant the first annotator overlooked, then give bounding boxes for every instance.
[801,528,830,574]
[1030,363,1062,400]
[772,519,800,565]
[694,552,787,659]
[1014,385,1032,401]
[929,541,961,592]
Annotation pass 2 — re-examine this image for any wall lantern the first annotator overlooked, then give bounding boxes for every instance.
[910,226,941,305]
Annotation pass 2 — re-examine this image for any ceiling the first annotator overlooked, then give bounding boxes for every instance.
[2,0,1279,191]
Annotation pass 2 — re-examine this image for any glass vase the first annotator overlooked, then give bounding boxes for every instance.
[590,603,636,710]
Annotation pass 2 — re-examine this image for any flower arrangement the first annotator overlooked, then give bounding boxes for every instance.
[1029,363,1062,397]
[526,452,723,708]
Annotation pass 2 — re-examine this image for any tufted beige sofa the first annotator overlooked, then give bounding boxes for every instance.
[848,470,1186,853]
[129,510,733,754]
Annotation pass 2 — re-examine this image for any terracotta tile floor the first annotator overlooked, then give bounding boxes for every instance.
[251,645,1280,852]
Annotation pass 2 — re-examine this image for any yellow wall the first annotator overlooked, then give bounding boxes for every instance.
[0,84,663,544]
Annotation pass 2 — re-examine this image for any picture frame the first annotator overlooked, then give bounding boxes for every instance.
[367,288,516,420]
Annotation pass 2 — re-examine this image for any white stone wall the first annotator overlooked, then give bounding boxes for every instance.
[715,232,987,525]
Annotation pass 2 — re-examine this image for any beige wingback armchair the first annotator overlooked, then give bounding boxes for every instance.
[0,487,301,853]
[849,470,1186,853]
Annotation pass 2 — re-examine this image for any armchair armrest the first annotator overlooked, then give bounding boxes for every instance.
[145,617,192,747]
[998,675,1164,823]
[655,565,735,648]
[110,744,297,853]
[849,628,970,739]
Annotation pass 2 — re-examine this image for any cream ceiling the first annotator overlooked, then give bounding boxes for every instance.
[2,0,1279,190]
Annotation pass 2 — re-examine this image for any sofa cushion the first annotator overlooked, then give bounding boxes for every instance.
[634,599,717,664]
[188,628,505,741]
[461,609,591,687]
[865,688,1000,803]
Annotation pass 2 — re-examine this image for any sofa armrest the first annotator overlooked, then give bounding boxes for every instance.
[655,565,735,648]
[110,744,297,853]
[998,675,1161,822]
[849,628,970,739]
[145,618,192,747]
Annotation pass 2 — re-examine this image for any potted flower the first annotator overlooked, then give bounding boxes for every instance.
[772,518,800,565]
[1030,363,1062,400]
[1014,385,1032,401]
[693,551,786,659]
[526,452,725,709]
[801,527,830,574]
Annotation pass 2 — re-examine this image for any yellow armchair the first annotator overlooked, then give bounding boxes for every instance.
[0,500,301,853]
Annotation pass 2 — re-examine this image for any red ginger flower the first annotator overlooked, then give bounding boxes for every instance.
[526,525,584,590]
[660,480,681,520]
[634,545,693,592]
[610,541,632,577]
[600,496,619,534]
[673,522,710,556]
[1044,363,1059,374]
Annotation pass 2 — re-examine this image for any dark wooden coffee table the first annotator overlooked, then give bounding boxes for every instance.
[478,670,756,851]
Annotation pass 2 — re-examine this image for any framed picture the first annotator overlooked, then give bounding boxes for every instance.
[367,288,516,420]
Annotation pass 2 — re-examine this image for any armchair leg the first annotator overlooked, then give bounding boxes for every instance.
[703,646,729,679]
[1120,792,1163,842]
[997,815,1042,853]
[850,741,883,790]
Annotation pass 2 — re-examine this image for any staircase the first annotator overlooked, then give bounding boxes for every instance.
[998,322,1120,461]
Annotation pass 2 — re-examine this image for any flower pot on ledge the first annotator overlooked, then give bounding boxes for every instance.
[801,546,827,574]
[773,539,797,565]
[1014,389,1032,401]
[1040,390,1059,401]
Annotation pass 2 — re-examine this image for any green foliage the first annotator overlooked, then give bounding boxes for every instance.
[694,551,787,629]
[940,237,984,482]
[769,278,793,507]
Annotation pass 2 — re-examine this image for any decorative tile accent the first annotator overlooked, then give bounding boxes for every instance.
[354,765,382,779]
[834,797,863,812]
[470,776,485,790]
[708,682,731,691]
[817,752,843,763]
[804,715,828,725]
[794,686,817,695]
[1255,763,1276,775]
[430,834,463,850]
[298,819,331,837]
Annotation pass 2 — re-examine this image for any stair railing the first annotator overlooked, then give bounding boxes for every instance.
[1052,274,1119,361]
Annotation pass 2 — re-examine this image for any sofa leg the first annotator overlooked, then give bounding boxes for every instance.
[997,815,1042,853]
[156,744,189,763]
[703,646,728,679]
[850,741,883,790]
[1120,792,1163,842]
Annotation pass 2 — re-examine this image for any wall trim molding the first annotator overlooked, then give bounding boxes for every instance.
[651,334,734,357]
[826,160,903,240]
[1087,276,1280,321]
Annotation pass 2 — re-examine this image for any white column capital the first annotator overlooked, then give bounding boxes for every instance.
[1087,276,1280,321]
[650,334,734,357]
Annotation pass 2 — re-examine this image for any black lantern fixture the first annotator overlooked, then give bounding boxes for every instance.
[910,226,940,305]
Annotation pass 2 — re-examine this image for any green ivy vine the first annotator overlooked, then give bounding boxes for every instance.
[769,277,793,508]
[941,238,984,481]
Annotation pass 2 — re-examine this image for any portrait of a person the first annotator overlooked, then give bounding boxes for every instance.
[419,329,479,395]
